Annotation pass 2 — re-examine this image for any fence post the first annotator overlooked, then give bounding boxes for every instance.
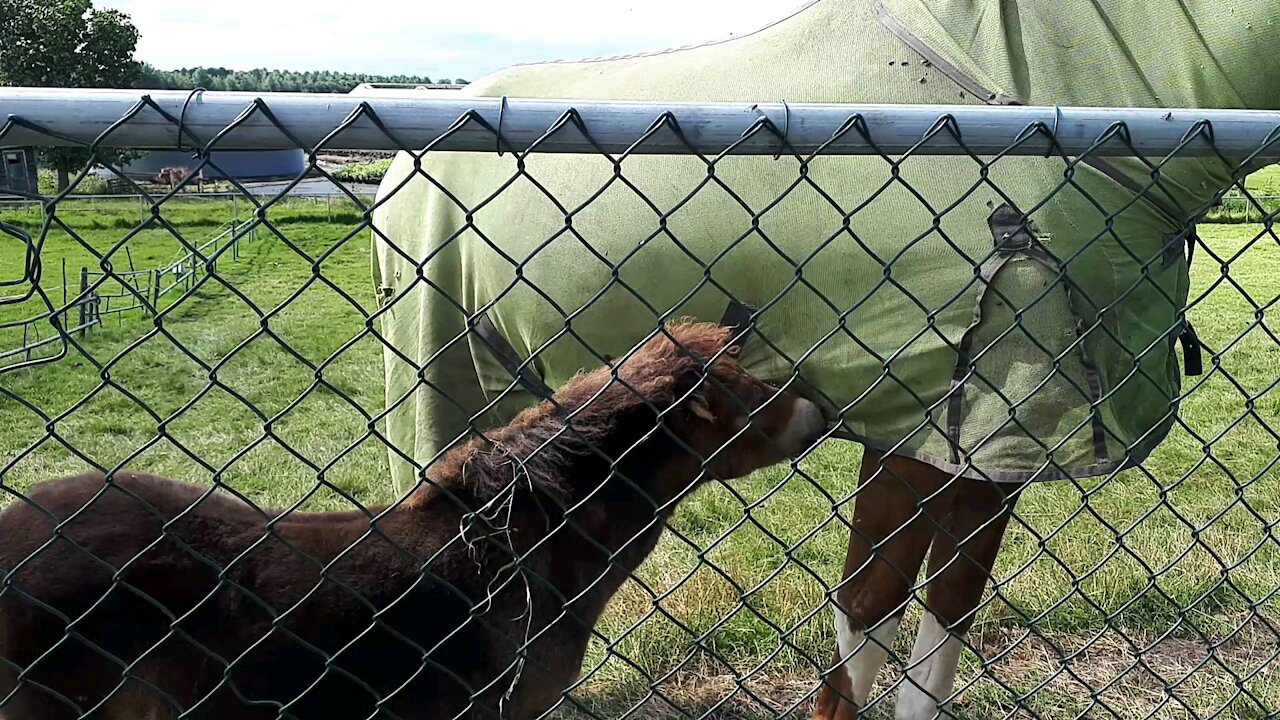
[151,268,160,315]
[78,267,88,335]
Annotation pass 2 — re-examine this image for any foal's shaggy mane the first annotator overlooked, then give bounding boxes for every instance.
[412,320,737,506]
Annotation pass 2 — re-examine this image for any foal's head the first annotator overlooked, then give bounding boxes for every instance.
[550,320,827,500]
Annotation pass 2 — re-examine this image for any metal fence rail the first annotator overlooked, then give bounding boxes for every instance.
[5,87,1280,156]
[0,88,1278,720]
[150,218,258,300]
[0,306,95,366]
[0,219,260,365]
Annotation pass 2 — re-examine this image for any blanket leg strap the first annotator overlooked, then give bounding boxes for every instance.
[1179,323,1204,377]
[473,311,555,399]
[1169,227,1204,378]
[720,298,756,353]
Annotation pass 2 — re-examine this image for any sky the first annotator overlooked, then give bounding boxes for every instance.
[98,0,808,82]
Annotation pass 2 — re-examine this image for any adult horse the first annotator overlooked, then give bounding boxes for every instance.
[370,1,1280,717]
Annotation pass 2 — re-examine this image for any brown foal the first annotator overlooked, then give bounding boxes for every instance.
[0,321,825,720]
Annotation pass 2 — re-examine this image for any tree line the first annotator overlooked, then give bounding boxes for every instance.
[0,0,469,190]
[137,65,469,93]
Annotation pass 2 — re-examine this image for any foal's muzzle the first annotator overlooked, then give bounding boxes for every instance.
[774,398,826,456]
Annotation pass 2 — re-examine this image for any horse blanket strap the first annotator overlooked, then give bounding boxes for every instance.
[1162,227,1204,377]
[1180,323,1204,377]
[865,0,1019,106]
[867,0,1204,380]
[720,298,756,353]
[1084,157,1188,231]
[473,312,555,399]
[714,297,857,441]
[474,301,763,402]
[1179,227,1204,376]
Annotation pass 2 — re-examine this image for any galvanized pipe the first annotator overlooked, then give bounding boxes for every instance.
[2,88,1280,158]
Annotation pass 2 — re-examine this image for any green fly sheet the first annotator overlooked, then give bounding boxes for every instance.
[371,0,1277,495]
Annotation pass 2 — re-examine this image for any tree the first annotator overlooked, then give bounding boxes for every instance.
[0,0,142,191]
[135,66,451,94]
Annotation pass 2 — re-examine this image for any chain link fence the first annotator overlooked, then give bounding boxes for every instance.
[0,90,1278,720]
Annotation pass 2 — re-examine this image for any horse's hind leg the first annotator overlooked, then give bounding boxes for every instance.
[894,477,1023,720]
[812,451,952,720]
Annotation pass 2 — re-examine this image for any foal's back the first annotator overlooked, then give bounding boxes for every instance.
[0,472,482,719]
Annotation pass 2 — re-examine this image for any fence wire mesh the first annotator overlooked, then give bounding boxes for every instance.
[0,92,1278,720]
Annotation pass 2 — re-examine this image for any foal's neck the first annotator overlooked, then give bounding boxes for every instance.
[416,404,693,607]
[517,431,692,612]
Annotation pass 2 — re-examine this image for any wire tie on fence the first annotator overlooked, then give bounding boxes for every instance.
[776,99,791,161]
[1044,105,1062,159]
[496,95,509,157]
[177,87,208,158]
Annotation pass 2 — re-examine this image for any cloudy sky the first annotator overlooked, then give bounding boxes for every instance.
[99,0,807,82]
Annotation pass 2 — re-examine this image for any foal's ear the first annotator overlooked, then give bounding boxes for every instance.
[669,354,717,422]
[687,390,716,422]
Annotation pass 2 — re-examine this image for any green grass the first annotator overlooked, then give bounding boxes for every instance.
[1206,165,1280,223]
[1244,165,1280,196]
[331,158,393,185]
[0,196,386,501]
[1,199,1278,719]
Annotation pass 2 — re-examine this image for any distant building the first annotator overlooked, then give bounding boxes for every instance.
[0,147,38,195]
[120,149,306,182]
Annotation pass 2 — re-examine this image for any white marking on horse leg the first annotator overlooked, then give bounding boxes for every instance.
[834,606,900,708]
[895,613,963,720]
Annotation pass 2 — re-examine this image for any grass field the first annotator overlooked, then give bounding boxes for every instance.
[0,190,1278,719]
[1207,164,1280,223]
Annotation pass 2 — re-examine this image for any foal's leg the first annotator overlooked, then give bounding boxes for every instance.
[895,478,1023,720]
[812,452,954,720]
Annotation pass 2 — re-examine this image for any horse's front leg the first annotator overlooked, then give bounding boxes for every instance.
[813,450,950,719]
[894,477,1023,720]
